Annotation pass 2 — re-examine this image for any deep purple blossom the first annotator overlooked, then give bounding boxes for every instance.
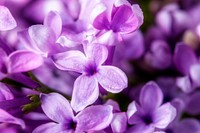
[53,43,127,112]
[127,81,176,133]
[33,93,113,133]
[92,0,143,34]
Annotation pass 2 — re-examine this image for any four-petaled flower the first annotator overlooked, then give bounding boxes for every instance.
[53,43,128,112]
[127,81,176,133]
[33,93,113,133]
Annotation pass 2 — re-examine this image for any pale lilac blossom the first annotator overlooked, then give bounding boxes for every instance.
[53,43,128,112]
[19,11,65,57]
[33,93,113,133]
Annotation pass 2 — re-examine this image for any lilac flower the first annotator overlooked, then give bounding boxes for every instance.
[0,6,16,31]
[127,81,176,133]
[88,0,143,47]
[156,4,188,36]
[144,40,172,70]
[19,11,65,57]
[53,43,128,112]
[33,93,113,133]
[174,43,200,93]
[92,0,143,34]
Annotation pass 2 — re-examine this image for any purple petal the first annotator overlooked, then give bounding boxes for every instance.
[127,124,154,133]
[0,83,14,101]
[185,92,200,115]
[0,47,7,58]
[156,8,172,35]
[0,72,6,81]
[93,10,110,30]
[114,0,131,6]
[128,103,143,125]
[175,119,200,133]
[24,112,49,121]
[139,81,163,111]
[7,50,43,73]
[104,99,120,112]
[33,122,67,133]
[131,4,144,28]
[153,103,176,129]
[63,0,81,20]
[41,93,74,123]
[96,30,118,46]
[189,64,200,87]
[111,112,127,133]
[85,44,108,66]
[56,35,80,48]
[80,0,107,26]
[0,97,30,111]
[0,109,25,128]
[110,5,138,33]
[121,30,144,60]
[28,25,57,56]
[0,127,18,133]
[52,50,86,73]
[71,75,99,112]
[96,66,127,93]
[127,101,137,119]
[76,105,113,132]
[0,6,17,31]
[18,29,42,55]
[174,43,197,75]
[44,11,62,38]
[8,73,40,89]
[176,76,193,93]
[90,1,111,30]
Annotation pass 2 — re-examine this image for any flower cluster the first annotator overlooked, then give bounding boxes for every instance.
[0,0,200,133]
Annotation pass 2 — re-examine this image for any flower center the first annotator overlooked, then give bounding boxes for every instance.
[69,120,77,130]
[84,63,98,76]
[142,114,153,125]
[165,129,174,133]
